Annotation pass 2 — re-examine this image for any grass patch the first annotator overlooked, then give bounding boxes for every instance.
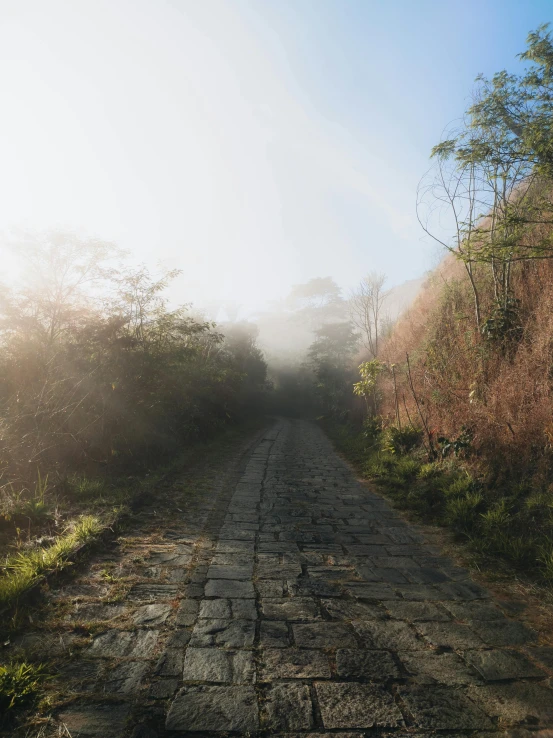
[0,661,45,717]
[0,515,102,608]
[0,415,267,613]
[324,419,553,586]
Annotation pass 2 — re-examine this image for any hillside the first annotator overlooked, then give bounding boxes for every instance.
[384,274,427,321]
[326,25,553,588]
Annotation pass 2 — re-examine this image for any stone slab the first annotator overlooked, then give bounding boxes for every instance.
[260,648,331,680]
[398,686,492,729]
[293,622,358,649]
[262,597,320,620]
[58,704,131,737]
[336,649,400,680]
[204,579,255,598]
[89,630,158,658]
[166,685,259,732]
[190,619,255,648]
[182,648,255,683]
[315,682,403,729]
[463,649,545,681]
[263,683,314,730]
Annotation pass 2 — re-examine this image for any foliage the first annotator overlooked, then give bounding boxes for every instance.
[0,232,268,491]
[382,425,422,455]
[481,297,523,349]
[307,320,358,417]
[362,415,383,444]
[324,418,553,585]
[286,277,347,328]
[437,428,473,458]
[353,360,384,408]
[419,25,553,331]
[0,662,45,716]
[0,232,269,616]
[0,515,102,607]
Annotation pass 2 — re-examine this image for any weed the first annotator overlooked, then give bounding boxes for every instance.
[73,515,102,543]
[0,662,45,715]
[444,475,474,498]
[389,456,421,483]
[382,425,422,455]
[539,546,553,581]
[67,475,107,501]
[0,516,102,607]
[417,462,442,480]
[445,491,483,530]
[479,500,511,534]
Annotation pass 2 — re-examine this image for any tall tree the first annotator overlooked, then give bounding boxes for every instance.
[418,24,553,330]
[349,272,388,358]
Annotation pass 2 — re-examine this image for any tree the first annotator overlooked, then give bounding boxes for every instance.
[349,272,388,358]
[286,277,347,329]
[1,230,123,347]
[418,25,553,331]
[307,321,358,416]
[0,233,270,482]
[353,360,384,414]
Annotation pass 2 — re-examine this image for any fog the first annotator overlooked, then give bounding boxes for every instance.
[0,0,544,342]
[0,0,447,321]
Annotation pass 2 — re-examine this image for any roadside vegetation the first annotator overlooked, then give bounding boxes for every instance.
[0,232,268,613]
[313,25,553,588]
[0,662,46,717]
[325,419,553,585]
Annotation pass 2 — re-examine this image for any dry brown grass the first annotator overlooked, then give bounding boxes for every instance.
[379,253,553,482]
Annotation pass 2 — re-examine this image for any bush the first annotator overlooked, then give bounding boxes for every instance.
[382,425,422,455]
[362,415,383,445]
[444,491,483,531]
[0,234,269,497]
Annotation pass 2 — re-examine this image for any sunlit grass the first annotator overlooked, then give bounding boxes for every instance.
[0,515,102,607]
[0,661,45,714]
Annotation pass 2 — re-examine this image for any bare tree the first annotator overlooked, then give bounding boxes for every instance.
[349,272,388,358]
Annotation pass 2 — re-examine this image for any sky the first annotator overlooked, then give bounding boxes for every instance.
[0,0,551,317]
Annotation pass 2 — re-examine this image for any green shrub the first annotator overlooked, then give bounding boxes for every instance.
[445,491,483,531]
[443,475,474,498]
[390,456,421,483]
[539,545,553,581]
[362,415,383,445]
[417,462,442,480]
[382,425,422,455]
[362,450,395,478]
[479,500,511,534]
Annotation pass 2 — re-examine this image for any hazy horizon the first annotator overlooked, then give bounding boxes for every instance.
[1,0,551,317]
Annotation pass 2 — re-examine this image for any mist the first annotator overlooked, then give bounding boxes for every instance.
[4,3,553,732]
[0,0,450,319]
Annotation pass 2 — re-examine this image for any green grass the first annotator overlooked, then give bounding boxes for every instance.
[0,515,102,607]
[324,418,553,586]
[0,416,267,612]
[0,662,45,716]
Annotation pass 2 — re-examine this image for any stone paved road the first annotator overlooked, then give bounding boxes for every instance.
[13,418,553,736]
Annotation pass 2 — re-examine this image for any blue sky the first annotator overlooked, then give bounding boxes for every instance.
[1,0,551,314]
[235,0,553,290]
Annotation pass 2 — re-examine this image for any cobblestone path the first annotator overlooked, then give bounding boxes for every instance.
[11,419,553,736]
